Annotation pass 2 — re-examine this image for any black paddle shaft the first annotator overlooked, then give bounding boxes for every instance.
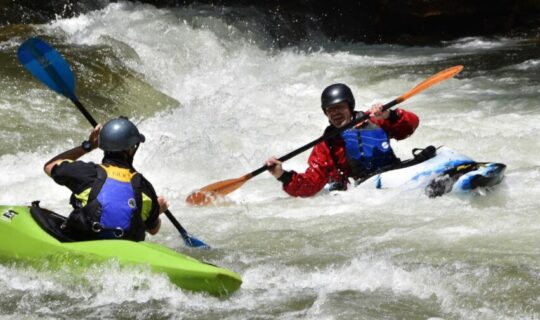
[72,98,98,127]
[164,210,190,239]
[249,98,400,177]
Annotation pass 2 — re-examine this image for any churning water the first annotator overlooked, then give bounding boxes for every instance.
[0,2,539,319]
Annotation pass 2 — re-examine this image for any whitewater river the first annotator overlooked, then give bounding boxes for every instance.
[1,2,539,319]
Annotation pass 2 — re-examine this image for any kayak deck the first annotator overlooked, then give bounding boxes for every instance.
[353,146,506,196]
[0,204,242,297]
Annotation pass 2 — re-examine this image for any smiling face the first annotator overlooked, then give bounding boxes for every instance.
[324,102,353,128]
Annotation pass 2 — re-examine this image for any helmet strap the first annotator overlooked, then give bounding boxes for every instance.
[129,144,140,157]
[103,149,136,167]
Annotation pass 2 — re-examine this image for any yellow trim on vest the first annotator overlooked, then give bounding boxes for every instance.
[141,193,152,222]
[99,164,136,182]
[74,187,91,207]
[75,165,152,221]
[57,159,74,165]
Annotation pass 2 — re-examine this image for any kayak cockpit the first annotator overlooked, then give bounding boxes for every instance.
[29,201,76,242]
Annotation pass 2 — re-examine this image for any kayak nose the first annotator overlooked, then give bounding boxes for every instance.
[486,163,506,176]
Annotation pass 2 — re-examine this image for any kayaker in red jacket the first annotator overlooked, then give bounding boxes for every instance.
[266,83,419,197]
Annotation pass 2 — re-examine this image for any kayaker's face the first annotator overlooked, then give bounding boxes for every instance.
[324,102,352,128]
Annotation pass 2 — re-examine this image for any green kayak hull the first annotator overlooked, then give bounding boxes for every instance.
[0,205,241,297]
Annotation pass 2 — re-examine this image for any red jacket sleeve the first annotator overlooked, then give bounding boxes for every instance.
[283,141,345,197]
[371,108,419,140]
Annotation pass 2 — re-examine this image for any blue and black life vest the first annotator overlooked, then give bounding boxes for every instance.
[341,121,398,178]
[66,164,145,241]
[326,120,399,183]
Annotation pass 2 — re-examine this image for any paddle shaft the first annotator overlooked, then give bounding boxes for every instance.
[248,98,401,178]
[72,98,98,127]
[164,210,191,240]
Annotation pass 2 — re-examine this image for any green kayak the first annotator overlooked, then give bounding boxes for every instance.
[0,203,242,297]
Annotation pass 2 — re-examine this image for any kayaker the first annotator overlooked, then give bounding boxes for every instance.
[44,116,168,241]
[266,83,419,197]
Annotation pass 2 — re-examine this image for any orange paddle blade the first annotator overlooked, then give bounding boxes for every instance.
[398,65,463,103]
[186,174,252,206]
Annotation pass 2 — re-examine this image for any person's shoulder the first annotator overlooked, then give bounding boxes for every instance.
[60,159,96,166]
[51,160,99,188]
[134,172,158,195]
[137,173,153,186]
[55,160,97,172]
[395,108,418,117]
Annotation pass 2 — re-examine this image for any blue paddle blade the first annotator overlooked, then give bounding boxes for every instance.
[183,234,211,249]
[17,37,76,100]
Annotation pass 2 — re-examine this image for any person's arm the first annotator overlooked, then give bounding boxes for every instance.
[368,104,419,140]
[44,125,101,176]
[267,142,336,197]
[140,177,169,236]
[146,196,168,235]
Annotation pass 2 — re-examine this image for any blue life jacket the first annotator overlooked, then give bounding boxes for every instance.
[66,164,145,241]
[341,122,398,178]
[96,165,139,238]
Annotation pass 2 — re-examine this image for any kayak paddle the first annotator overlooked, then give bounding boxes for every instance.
[18,37,209,249]
[163,210,208,248]
[186,65,464,206]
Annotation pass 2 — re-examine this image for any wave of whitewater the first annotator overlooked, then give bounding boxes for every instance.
[0,2,539,319]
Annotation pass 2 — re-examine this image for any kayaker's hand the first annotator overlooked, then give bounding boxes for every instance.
[353,111,369,128]
[88,124,102,150]
[266,157,284,179]
[368,103,389,119]
[157,196,169,214]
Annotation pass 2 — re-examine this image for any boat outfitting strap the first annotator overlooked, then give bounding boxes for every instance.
[91,221,124,238]
[354,145,437,186]
[86,166,126,238]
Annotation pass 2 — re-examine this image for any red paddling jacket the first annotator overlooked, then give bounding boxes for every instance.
[278,108,419,197]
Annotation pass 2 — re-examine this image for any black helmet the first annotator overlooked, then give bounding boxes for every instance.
[321,83,355,112]
[99,117,145,152]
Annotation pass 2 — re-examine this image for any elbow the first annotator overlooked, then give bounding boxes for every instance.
[43,162,54,177]
[147,218,161,235]
[412,115,420,131]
